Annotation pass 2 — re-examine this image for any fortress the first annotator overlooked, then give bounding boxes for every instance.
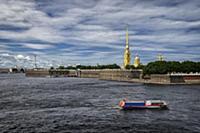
[25,28,200,85]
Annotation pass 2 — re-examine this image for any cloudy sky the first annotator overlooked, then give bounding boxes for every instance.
[0,0,199,68]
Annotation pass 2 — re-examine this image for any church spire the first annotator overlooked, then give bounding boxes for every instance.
[124,26,131,68]
[126,27,129,48]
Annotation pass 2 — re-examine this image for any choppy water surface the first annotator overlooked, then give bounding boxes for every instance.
[0,74,200,133]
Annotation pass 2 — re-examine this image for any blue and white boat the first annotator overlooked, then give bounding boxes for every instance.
[119,99,168,109]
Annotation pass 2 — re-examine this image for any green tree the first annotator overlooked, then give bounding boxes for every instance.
[167,61,181,73]
[181,61,198,73]
[143,61,168,74]
[143,61,200,75]
[58,66,65,69]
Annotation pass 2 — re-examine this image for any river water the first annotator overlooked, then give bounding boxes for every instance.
[0,74,199,133]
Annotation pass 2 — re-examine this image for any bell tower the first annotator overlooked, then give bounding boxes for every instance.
[123,27,131,68]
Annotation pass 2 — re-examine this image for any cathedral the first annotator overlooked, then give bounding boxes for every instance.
[123,27,140,68]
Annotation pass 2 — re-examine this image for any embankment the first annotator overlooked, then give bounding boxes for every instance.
[145,74,200,84]
[25,69,200,84]
[99,69,142,81]
[26,69,50,77]
[0,68,9,73]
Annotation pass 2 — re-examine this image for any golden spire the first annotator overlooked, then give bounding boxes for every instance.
[126,27,129,48]
[124,26,131,68]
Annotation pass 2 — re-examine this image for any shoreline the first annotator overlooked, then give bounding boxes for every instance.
[24,69,200,85]
[1,72,200,85]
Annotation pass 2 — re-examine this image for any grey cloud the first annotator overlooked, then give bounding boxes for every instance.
[0,0,199,67]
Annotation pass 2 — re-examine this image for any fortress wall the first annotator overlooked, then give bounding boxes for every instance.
[0,68,9,73]
[169,75,185,83]
[149,74,200,84]
[26,69,77,77]
[99,69,142,81]
[49,70,77,77]
[26,69,50,77]
[68,70,77,77]
[78,70,101,78]
[150,74,171,84]
[171,75,200,84]
[25,69,200,84]
[25,69,143,79]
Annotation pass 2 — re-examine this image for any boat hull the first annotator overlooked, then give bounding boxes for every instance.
[119,100,168,110]
[122,105,168,110]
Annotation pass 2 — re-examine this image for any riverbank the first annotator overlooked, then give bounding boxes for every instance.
[25,69,200,85]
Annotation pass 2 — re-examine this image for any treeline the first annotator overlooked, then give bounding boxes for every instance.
[143,61,200,75]
[53,61,200,74]
[57,64,120,70]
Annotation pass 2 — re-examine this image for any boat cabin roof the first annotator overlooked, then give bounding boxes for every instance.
[125,100,165,103]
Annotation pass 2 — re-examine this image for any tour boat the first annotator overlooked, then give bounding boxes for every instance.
[119,99,168,110]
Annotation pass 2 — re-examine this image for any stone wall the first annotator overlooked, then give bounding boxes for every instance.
[78,70,101,78]
[171,75,200,84]
[149,74,171,84]
[26,69,50,77]
[25,69,200,84]
[25,69,143,80]
[170,76,185,83]
[0,68,9,73]
[148,74,200,84]
[99,69,143,81]
[49,69,77,77]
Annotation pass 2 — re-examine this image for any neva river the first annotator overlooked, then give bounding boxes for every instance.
[0,74,200,133]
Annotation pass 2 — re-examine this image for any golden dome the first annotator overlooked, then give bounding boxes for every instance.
[134,55,140,68]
